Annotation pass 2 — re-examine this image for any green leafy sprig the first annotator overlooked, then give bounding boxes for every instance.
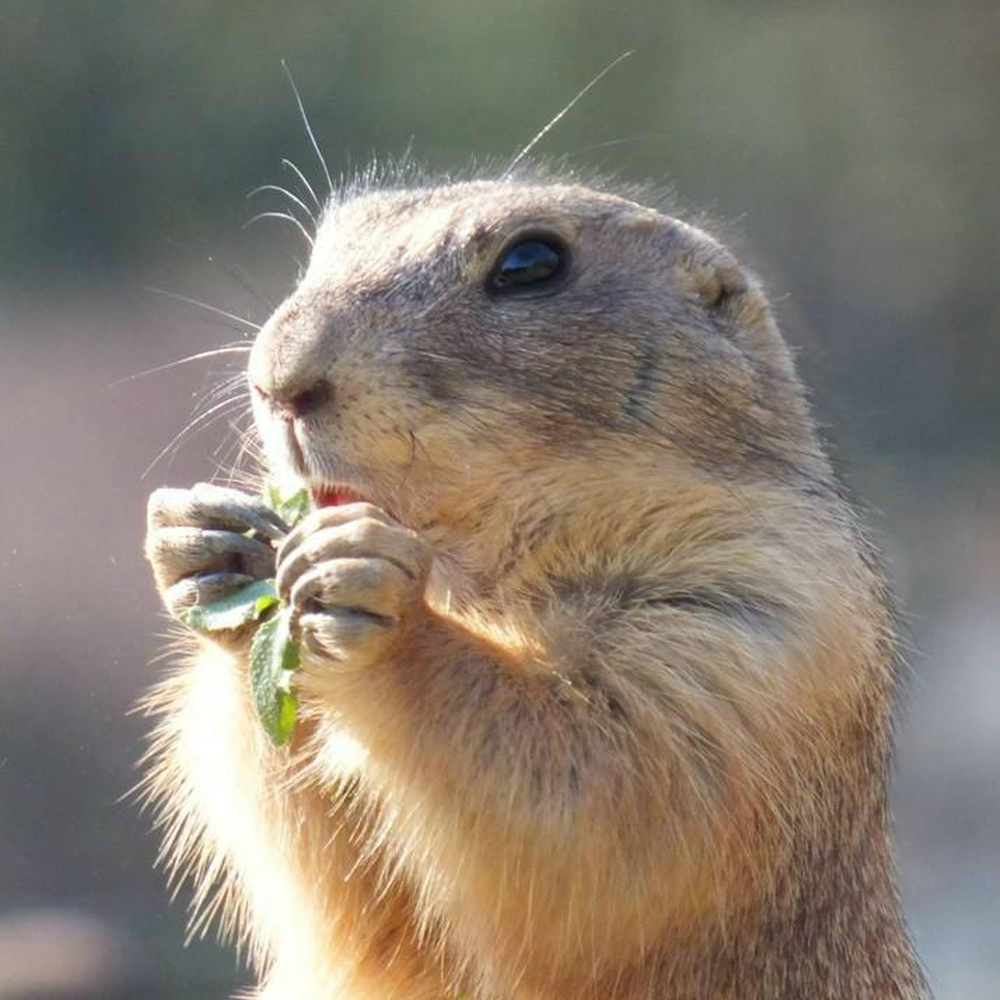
[179,486,310,746]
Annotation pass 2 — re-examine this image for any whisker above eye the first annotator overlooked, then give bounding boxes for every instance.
[247,184,317,231]
[282,158,323,214]
[282,58,334,199]
[244,211,315,249]
[504,50,633,177]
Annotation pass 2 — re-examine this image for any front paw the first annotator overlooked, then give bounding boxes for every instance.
[275,503,431,668]
[145,483,288,641]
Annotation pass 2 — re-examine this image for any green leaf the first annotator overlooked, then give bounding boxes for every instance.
[265,484,312,527]
[179,482,311,746]
[254,591,280,618]
[249,609,300,746]
[180,578,280,632]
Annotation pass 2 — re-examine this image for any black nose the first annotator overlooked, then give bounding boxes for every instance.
[253,379,331,419]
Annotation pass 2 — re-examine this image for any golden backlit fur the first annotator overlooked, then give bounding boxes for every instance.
[141,175,927,998]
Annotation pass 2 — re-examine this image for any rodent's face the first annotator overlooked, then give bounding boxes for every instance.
[249,180,820,530]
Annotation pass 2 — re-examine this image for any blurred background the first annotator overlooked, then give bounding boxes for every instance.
[1,1,997,997]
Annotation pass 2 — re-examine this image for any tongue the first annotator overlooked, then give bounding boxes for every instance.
[313,487,366,508]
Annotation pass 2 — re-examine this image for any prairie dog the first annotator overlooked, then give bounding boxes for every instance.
[142,175,928,999]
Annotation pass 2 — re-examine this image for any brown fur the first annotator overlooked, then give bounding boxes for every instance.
[140,175,928,998]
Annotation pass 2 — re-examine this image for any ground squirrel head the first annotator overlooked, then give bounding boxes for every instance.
[249,176,829,556]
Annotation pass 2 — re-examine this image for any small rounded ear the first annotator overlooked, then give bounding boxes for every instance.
[630,215,803,384]
[653,219,778,342]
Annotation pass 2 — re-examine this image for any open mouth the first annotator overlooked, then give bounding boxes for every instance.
[311,485,369,508]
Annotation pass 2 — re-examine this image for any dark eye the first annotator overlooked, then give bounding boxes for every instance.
[488,237,568,295]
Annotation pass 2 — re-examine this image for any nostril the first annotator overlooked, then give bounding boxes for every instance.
[288,381,330,418]
[282,380,331,419]
[252,378,331,419]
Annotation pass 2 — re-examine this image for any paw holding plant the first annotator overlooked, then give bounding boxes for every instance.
[145,482,432,745]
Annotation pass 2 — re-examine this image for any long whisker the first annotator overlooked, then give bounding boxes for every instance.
[146,287,260,332]
[154,237,274,316]
[184,388,252,439]
[215,413,254,464]
[504,50,633,177]
[215,413,263,483]
[211,413,253,468]
[206,254,277,313]
[158,395,253,482]
[282,59,333,199]
[191,373,250,419]
[110,346,252,387]
[247,184,317,230]
[222,439,267,492]
[192,372,248,411]
[282,158,323,213]
[244,211,315,249]
[142,395,251,480]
